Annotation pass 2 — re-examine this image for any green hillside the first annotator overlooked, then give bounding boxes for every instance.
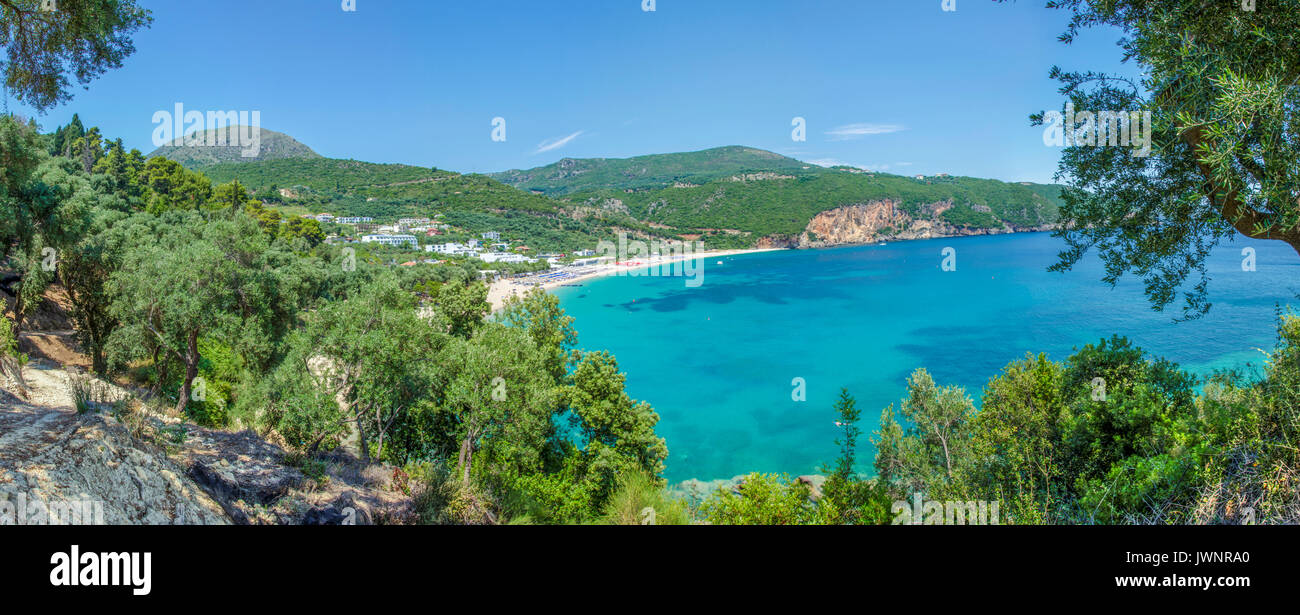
[181,134,1061,250]
[203,158,559,215]
[199,157,673,253]
[490,145,814,195]
[563,169,1063,237]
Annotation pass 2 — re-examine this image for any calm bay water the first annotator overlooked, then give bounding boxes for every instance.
[553,233,1300,483]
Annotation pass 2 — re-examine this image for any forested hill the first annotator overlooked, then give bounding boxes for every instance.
[202,158,560,216]
[495,146,1064,239]
[490,146,811,195]
[196,157,674,254]
[561,170,1065,238]
[169,132,1063,249]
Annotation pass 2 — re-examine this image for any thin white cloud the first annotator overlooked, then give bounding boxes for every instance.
[870,162,913,171]
[808,158,854,168]
[826,123,906,141]
[535,130,584,154]
[807,159,913,172]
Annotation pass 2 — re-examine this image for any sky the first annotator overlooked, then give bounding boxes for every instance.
[7,0,1142,184]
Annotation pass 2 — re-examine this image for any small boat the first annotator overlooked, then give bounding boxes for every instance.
[716,260,723,265]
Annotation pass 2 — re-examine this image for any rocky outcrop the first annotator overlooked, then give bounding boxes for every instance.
[756,234,801,249]
[803,200,912,246]
[0,363,230,525]
[178,429,304,514]
[0,360,416,526]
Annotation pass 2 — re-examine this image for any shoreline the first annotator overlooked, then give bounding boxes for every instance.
[488,247,781,311]
[487,229,1059,312]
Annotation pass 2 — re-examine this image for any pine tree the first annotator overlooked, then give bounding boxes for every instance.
[831,387,860,482]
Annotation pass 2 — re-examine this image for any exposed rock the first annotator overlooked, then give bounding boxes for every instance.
[803,200,912,246]
[0,363,229,525]
[0,358,419,526]
[795,475,825,502]
[303,491,374,526]
[177,428,304,508]
[757,200,1059,250]
[756,234,801,249]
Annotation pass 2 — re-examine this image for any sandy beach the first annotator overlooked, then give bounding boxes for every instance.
[488,248,781,311]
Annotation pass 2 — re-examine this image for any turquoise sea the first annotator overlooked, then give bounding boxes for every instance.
[553,233,1300,483]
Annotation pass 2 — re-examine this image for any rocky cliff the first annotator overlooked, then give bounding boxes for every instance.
[758,200,1056,249]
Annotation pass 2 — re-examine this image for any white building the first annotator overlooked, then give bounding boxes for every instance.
[427,242,479,257]
[337,216,373,225]
[481,231,501,241]
[479,252,535,264]
[314,213,336,223]
[361,234,418,248]
[398,217,432,228]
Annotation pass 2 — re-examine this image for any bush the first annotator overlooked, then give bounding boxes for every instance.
[601,471,691,525]
[698,473,826,525]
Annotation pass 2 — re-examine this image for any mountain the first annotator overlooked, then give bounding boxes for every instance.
[490,146,813,195]
[148,126,322,167]
[193,133,1064,252]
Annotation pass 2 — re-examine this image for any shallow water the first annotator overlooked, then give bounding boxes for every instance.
[555,232,1300,483]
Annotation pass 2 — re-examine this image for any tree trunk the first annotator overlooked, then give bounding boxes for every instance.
[356,416,371,464]
[375,407,384,460]
[1180,126,1300,255]
[150,344,165,398]
[459,437,474,487]
[938,432,953,478]
[90,333,106,376]
[12,292,26,337]
[174,330,199,416]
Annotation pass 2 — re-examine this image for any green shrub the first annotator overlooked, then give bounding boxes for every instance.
[698,473,825,525]
[601,472,692,525]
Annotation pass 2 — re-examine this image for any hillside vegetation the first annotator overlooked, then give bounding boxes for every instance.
[197,158,671,254]
[495,147,1063,238]
[490,146,812,195]
[565,171,1062,238]
[159,133,1062,250]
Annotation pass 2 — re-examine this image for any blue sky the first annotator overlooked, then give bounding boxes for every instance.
[9,0,1139,183]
